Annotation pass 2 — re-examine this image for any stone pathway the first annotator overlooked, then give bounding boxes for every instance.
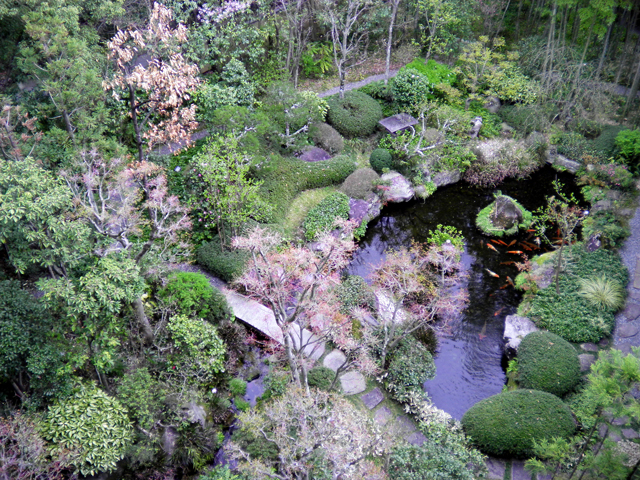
[317,69,399,98]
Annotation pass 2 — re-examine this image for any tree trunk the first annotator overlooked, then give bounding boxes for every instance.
[129,84,144,163]
[542,1,558,90]
[132,297,154,344]
[555,240,564,294]
[616,7,639,85]
[571,3,581,46]
[623,47,640,119]
[595,21,614,79]
[62,110,76,144]
[385,0,399,85]
[515,0,524,39]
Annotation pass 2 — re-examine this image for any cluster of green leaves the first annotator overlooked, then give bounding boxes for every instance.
[384,336,436,405]
[160,272,232,324]
[582,210,630,248]
[430,143,475,174]
[527,244,627,343]
[254,154,357,223]
[391,68,434,112]
[389,441,477,480]
[404,58,456,86]
[615,128,640,174]
[301,42,334,78]
[229,377,248,397]
[307,366,336,391]
[517,331,580,397]
[427,224,465,249]
[302,191,350,240]
[475,194,533,237]
[461,389,575,458]
[117,367,165,431]
[42,386,133,476]
[369,148,395,174]
[498,104,553,135]
[166,314,226,383]
[197,235,249,282]
[325,91,383,138]
[337,274,377,313]
[552,131,599,161]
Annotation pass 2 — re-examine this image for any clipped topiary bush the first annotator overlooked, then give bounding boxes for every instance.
[311,122,344,154]
[461,389,575,458]
[369,148,394,174]
[307,366,336,391]
[302,192,350,240]
[391,67,433,111]
[197,235,249,282]
[337,274,377,313]
[326,91,383,138]
[385,336,436,405]
[160,271,232,324]
[517,331,580,396]
[339,167,380,199]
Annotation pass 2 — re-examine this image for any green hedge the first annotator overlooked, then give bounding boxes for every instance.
[326,91,383,138]
[340,167,380,199]
[518,331,580,396]
[255,154,357,223]
[160,271,232,324]
[385,336,436,405]
[302,192,350,240]
[196,235,249,282]
[461,389,575,458]
[311,122,344,154]
[528,244,627,343]
[475,195,533,237]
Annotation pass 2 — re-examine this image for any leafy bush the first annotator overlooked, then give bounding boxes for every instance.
[582,210,630,248]
[42,386,133,476]
[197,235,249,282]
[161,271,232,323]
[475,194,533,237]
[431,143,475,174]
[199,465,242,480]
[465,138,541,187]
[117,367,164,430]
[427,105,474,137]
[234,398,250,412]
[577,158,634,190]
[517,331,580,396]
[307,366,336,391]
[385,336,436,404]
[404,58,455,86]
[358,80,393,102]
[498,104,553,136]
[615,128,640,173]
[392,68,433,111]
[528,245,627,342]
[592,125,626,159]
[389,442,477,480]
[301,42,334,78]
[311,122,344,154]
[413,326,439,355]
[326,91,383,137]
[302,192,350,240]
[552,131,595,161]
[370,148,394,173]
[461,389,575,458]
[427,224,465,249]
[569,118,603,139]
[339,167,380,199]
[262,369,290,400]
[337,275,377,313]
[229,378,248,396]
[468,102,502,138]
[255,154,357,223]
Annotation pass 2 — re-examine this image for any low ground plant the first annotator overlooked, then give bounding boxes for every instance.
[302,192,350,240]
[197,236,249,282]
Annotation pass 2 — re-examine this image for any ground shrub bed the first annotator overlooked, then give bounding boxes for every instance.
[160,272,232,324]
[254,155,357,223]
[307,366,337,391]
[498,104,553,136]
[311,122,344,154]
[461,389,576,458]
[325,91,383,137]
[517,331,580,396]
[302,191,350,240]
[384,336,436,405]
[527,245,627,343]
[197,236,249,282]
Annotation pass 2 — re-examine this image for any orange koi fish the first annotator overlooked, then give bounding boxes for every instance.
[497,239,508,246]
[487,243,498,252]
[490,239,502,245]
[507,240,517,247]
[508,250,523,254]
[506,276,515,287]
[485,268,499,278]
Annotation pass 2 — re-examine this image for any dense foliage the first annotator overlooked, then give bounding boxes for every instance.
[384,336,436,404]
[326,91,383,137]
[517,331,580,396]
[197,235,249,282]
[302,191,350,240]
[461,389,575,458]
[161,272,232,324]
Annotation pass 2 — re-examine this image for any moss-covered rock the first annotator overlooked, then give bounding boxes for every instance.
[461,389,575,458]
[518,331,580,396]
[475,194,533,237]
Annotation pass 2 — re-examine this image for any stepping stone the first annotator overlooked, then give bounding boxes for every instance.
[373,406,393,426]
[618,208,635,216]
[622,428,639,439]
[635,257,640,289]
[580,342,599,352]
[360,388,384,410]
[394,415,416,435]
[614,343,634,354]
[405,431,427,446]
[339,371,366,395]
[485,457,506,480]
[598,423,609,438]
[623,303,640,321]
[608,432,623,443]
[613,416,629,426]
[579,354,596,372]
[323,350,346,372]
[618,324,639,338]
[299,147,331,162]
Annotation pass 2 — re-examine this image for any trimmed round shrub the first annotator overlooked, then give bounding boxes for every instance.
[461,389,575,458]
[311,122,344,154]
[391,67,433,111]
[307,366,336,391]
[339,167,380,199]
[369,148,394,174]
[302,191,350,240]
[517,331,580,396]
[160,271,232,324]
[337,274,377,313]
[385,336,436,404]
[326,91,383,138]
[197,235,249,282]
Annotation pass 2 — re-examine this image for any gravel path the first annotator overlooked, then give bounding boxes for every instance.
[613,194,640,349]
[317,69,399,98]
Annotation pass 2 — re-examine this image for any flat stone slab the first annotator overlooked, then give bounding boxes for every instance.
[373,406,393,426]
[614,343,634,354]
[485,457,506,480]
[624,303,640,321]
[394,415,416,435]
[339,371,366,395]
[299,147,331,162]
[618,324,639,338]
[581,342,599,352]
[323,350,347,372]
[579,354,596,372]
[378,113,418,135]
[380,172,414,203]
[360,388,384,410]
[405,431,427,446]
[549,154,581,173]
[623,428,640,439]
[635,257,640,289]
[613,416,629,426]
[224,290,284,343]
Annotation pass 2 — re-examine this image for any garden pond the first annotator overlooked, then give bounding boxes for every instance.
[346,165,584,419]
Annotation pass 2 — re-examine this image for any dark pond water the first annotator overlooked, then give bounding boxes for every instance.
[346,165,583,420]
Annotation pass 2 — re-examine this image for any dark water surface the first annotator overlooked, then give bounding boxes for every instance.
[347,166,582,419]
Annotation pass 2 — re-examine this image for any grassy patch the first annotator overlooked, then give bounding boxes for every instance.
[282,187,337,239]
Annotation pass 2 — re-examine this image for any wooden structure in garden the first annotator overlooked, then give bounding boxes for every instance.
[378,113,418,135]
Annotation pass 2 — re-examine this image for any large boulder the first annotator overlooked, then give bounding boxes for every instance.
[348,193,381,225]
[548,154,581,173]
[380,172,414,203]
[490,196,524,230]
[504,315,539,358]
[433,169,461,187]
